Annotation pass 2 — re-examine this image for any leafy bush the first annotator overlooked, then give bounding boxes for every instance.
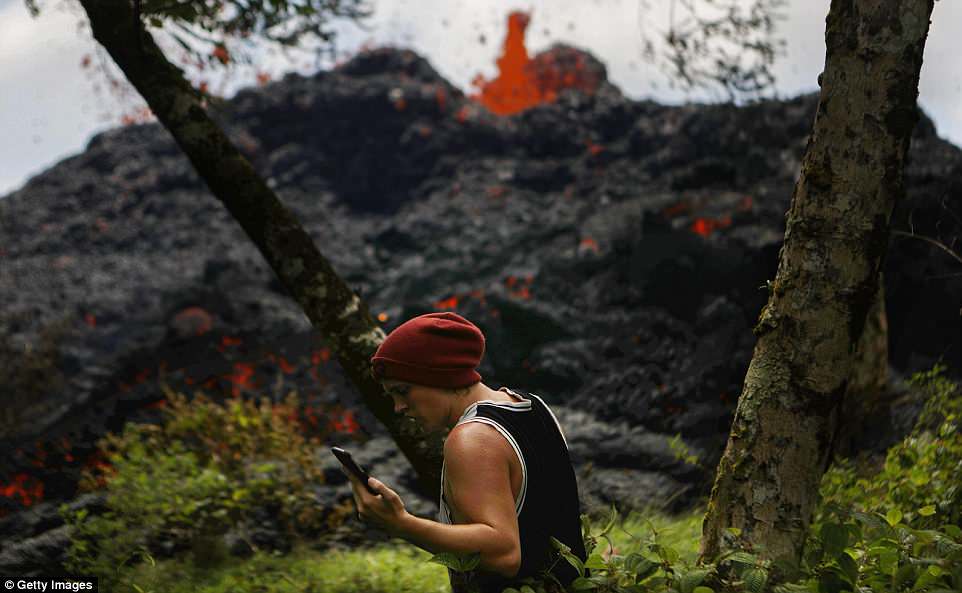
[800,364,962,593]
[62,387,342,589]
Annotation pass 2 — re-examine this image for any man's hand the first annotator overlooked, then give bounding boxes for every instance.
[344,468,410,537]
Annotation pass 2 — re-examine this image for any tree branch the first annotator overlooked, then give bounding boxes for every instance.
[891,230,962,266]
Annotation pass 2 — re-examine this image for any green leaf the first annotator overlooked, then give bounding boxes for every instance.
[894,563,916,589]
[520,586,536,593]
[501,589,521,593]
[943,524,962,540]
[652,543,679,564]
[461,552,481,571]
[818,569,846,593]
[550,536,572,554]
[560,549,585,578]
[878,549,898,576]
[727,551,758,566]
[918,505,937,516]
[428,552,457,569]
[678,569,710,593]
[886,509,903,527]
[820,523,848,558]
[585,553,607,570]
[743,568,768,593]
[835,552,858,585]
[571,577,597,591]
[428,551,480,572]
[624,553,658,581]
[693,587,715,593]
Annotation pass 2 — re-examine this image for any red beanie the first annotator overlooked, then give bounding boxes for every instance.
[370,312,485,388]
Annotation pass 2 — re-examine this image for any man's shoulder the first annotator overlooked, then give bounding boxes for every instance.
[444,420,514,459]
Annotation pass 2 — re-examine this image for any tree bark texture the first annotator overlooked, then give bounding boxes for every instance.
[700,0,933,566]
[79,0,444,497]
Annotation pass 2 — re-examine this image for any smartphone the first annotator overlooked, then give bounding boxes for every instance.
[331,446,379,495]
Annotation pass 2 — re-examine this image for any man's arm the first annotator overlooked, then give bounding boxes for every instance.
[348,422,521,578]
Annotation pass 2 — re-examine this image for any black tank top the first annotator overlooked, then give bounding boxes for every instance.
[439,387,588,592]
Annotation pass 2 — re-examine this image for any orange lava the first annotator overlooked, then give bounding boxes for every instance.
[311,348,331,365]
[505,275,534,299]
[691,214,733,237]
[471,11,600,115]
[579,237,600,255]
[435,86,448,112]
[1,473,44,506]
[472,12,538,115]
[224,362,256,397]
[278,356,295,374]
[222,335,243,347]
[212,45,230,65]
[434,296,460,310]
[330,409,360,434]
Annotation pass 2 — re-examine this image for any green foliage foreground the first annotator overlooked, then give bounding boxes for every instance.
[62,366,961,593]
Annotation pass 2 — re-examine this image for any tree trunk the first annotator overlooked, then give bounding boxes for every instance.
[78,0,444,497]
[699,0,933,567]
[845,280,888,404]
[835,280,889,457]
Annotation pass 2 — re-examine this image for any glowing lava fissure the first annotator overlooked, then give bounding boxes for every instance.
[470,11,602,116]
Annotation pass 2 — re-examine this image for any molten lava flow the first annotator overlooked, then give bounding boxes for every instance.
[691,214,733,237]
[471,12,538,115]
[434,296,460,310]
[310,348,331,384]
[312,348,331,364]
[330,409,359,434]
[222,335,243,347]
[470,11,600,115]
[1,474,44,507]
[579,237,600,255]
[224,362,256,397]
[505,275,534,300]
[263,352,296,375]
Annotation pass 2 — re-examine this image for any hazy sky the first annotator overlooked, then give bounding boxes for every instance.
[1,0,960,196]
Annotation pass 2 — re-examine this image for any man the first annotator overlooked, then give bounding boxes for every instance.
[341,311,587,592]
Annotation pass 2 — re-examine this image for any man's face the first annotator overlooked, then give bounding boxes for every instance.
[382,380,449,432]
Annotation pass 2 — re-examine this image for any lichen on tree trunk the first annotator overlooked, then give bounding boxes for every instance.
[78,0,444,497]
[699,0,934,568]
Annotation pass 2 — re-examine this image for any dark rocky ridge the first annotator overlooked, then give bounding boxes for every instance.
[0,45,959,573]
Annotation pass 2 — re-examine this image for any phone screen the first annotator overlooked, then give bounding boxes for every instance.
[332,447,379,495]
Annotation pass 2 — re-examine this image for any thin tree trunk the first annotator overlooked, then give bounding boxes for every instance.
[79,0,444,497]
[700,0,933,567]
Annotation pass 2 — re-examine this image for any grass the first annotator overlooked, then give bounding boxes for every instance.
[123,541,451,593]
[116,508,705,593]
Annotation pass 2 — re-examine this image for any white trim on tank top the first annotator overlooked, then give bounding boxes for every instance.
[440,389,532,520]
